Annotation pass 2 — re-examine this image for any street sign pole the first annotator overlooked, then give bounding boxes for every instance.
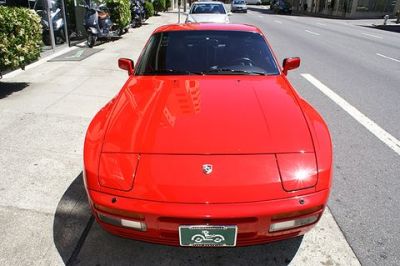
[178,0,180,23]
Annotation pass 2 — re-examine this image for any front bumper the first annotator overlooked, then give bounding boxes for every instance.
[232,7,247,11]
[88,189,329,246]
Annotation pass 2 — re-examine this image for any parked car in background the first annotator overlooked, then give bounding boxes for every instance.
[83,23,333,247]
[185,1,231,23]
[272,0,292,14]
[231,0,247,13]
[245,0,261,5]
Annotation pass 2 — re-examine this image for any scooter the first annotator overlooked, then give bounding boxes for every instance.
[83,3,121,47]
[130,0,143,28]
[140,0,146,21]
[34,0,66,46]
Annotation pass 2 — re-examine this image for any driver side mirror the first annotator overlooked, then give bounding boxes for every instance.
[282,57,300,75]
[118,58,134,75]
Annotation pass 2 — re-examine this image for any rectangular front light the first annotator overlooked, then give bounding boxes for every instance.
[98,213,147,231]
[121,219,147,230]
[269,215,319,232]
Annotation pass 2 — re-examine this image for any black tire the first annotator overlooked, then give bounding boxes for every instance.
[87,33,96,48]
[55,28,66,45]
[43,32,51,46]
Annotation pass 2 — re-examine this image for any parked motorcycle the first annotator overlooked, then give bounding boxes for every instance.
[83,3,122,47]
[130,0,144,28]
[34,0,66,46]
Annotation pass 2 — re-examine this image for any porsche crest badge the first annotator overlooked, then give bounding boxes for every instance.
[202,164,213,175]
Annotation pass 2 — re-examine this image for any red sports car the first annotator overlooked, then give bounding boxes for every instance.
[83,23,332,247]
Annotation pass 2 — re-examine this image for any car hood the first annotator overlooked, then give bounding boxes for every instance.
[187,14,228,23]
[102,75,314,154]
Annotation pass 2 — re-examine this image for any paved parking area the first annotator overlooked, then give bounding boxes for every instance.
[0,11,360,265]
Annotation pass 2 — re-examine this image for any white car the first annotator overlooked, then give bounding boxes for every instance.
[231,0,247,13]
[185,1,231,23]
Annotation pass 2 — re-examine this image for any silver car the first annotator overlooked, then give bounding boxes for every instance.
[231,0,247,13]
[186,1,231,23]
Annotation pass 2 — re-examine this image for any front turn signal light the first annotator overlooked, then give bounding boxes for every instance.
[269,214,319,232]
[276,153,318,191]
[97,212,147,231]
[98,153,139,191]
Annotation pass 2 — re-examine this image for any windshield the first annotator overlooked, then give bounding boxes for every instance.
[190,3,226,14]
[233,0,245,4]
[136,30,280,76]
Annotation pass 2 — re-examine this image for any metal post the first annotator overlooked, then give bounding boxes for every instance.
[45,0,57,50]
[183,0,186,12]
[384,14,389,25]
[60,0,70,46]
[178,0,180,23]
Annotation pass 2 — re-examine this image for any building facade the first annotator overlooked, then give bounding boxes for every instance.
[290,0,400,18]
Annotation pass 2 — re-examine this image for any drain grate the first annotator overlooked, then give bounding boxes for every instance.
[48,48,103,62]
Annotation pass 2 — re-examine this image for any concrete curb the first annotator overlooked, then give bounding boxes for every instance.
[1,45,80,80]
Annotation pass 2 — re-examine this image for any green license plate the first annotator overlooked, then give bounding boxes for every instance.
[179,225,237,247]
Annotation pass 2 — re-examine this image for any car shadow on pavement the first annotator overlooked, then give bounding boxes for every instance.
[0,82,29,99]
[54,173,303,266]
[53,172,93,265]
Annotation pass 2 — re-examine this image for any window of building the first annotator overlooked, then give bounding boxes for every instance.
[357,0,395,12]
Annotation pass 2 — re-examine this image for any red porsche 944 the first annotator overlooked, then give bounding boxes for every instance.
[83,23,332,247]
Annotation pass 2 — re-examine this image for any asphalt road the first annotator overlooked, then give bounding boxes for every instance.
[230,8,400,266]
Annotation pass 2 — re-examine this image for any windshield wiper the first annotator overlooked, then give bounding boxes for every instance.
[148,69,204,75]
[204,68,266,75]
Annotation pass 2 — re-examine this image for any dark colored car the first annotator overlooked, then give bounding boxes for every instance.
[272,0,292,14]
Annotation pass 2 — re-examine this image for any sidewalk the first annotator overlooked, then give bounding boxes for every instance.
[0,12,178,265]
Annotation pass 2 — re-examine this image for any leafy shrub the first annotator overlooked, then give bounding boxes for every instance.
[165,0,171,11]
[105,0,131,28]
[144,1,154,18]
[153,0,165,14]
[0,6,42,72]
[261,0,270,5]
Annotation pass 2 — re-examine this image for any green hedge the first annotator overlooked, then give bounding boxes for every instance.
[144,1,154,18]
[105,0,131,29]
[165,0,171,11]
[0,6,42,72]
[153,0,165,14]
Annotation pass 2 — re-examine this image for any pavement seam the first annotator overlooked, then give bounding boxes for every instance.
[0,204,54,217]
[66,215,94,266]
[42,76,91,113]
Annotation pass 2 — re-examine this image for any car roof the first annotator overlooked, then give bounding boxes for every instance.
[153,23,262,34]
